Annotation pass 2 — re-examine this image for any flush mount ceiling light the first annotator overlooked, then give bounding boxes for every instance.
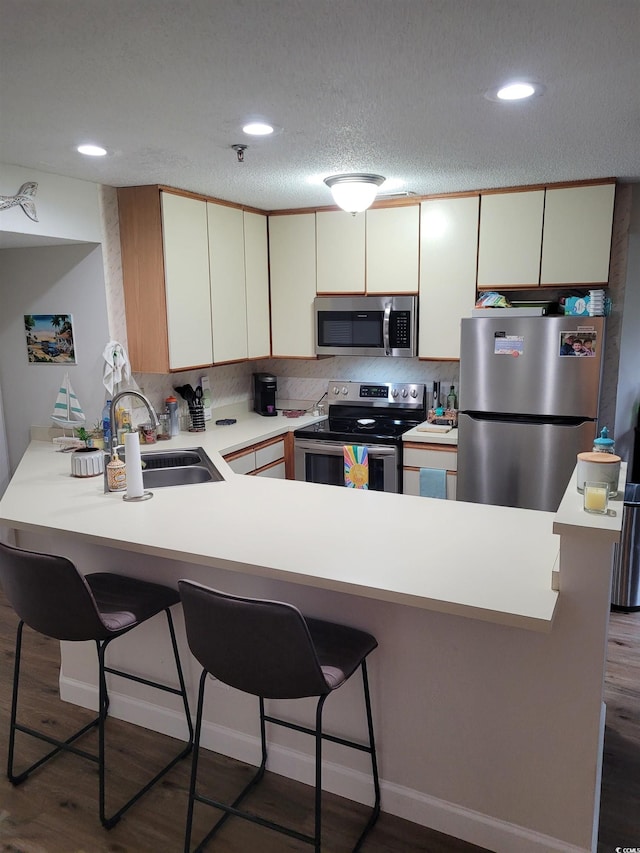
[76,144,107,157]
[324,173,386,214]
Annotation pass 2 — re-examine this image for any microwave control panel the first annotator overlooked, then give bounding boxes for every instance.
[389,311,411,348]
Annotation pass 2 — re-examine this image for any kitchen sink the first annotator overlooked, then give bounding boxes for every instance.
[106,445,224,490]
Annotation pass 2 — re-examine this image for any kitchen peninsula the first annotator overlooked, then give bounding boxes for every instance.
[0,417,624,853]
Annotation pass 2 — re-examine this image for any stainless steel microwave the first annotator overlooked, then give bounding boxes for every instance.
[314,295,418,357]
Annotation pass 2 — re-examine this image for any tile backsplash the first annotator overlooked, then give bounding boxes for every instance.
[134,357,459,418]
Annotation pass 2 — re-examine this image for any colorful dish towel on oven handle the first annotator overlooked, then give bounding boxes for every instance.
[344,445,369,489]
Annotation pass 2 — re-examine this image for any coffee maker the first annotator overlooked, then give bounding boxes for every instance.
[253,373,277,417]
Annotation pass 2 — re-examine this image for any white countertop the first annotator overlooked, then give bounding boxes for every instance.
[0,405,566,632]
[402,423,458,445]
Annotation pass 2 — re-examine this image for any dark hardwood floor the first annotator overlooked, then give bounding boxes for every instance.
[0,590,638,852]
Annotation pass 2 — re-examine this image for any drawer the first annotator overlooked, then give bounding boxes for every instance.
[254,460,286,479]
[256,439,285,468]
[403,446,457,471]
[403,469,457,500]
[226,452,256,475]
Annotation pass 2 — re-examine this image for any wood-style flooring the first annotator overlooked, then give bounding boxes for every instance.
[0,590,638,852]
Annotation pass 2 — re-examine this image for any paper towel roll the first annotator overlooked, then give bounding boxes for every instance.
[124,432,144,498]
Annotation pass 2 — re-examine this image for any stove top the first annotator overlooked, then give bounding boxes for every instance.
[295,380,426,445]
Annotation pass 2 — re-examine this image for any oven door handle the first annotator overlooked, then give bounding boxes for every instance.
[294,438,397,457]
[383,303,392,356]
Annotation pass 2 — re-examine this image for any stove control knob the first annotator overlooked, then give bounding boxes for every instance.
[410,388,418,398]
[333,387,340,395]
[401,388,408,398]
[342,386,348,395]
[391,388,399,398]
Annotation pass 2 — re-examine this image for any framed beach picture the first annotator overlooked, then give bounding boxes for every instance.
[25,314,77,364]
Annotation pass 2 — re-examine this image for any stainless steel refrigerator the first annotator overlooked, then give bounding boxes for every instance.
[457,315,605,512]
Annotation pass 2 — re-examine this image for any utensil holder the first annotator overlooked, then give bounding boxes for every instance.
[189,402,206,432]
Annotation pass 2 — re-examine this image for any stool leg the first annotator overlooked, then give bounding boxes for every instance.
[352,659,380,852]
[7,620,24,783]
[314,693,328,853]
[184,668,207,853]
[97,639,112,827]
[165,608,194,745]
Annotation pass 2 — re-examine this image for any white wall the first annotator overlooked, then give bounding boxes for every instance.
[0,244,110,472]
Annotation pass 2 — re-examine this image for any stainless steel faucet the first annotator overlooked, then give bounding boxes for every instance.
[109,390,159,453]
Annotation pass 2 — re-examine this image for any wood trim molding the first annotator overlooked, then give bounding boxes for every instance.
[404,442,458,452]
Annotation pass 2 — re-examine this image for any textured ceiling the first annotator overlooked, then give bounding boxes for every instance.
[1,0,640,218]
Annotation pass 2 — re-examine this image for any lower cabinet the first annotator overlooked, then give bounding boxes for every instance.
[223,434,292,479]
[403,443,457,500]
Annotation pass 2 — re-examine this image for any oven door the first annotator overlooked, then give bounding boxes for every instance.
[294,438,399,493]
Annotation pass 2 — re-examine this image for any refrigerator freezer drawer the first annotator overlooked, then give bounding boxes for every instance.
[457,413,597,512]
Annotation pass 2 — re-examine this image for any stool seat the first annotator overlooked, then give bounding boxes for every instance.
[0,541,193,829]
[86,573,181,635]
[179,580,380,852]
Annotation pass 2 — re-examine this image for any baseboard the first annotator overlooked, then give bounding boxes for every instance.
[59,676,590,853]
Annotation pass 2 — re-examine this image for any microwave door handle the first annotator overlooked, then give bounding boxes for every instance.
[383,303,391,355]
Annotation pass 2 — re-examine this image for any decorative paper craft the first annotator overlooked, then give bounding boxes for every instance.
[344,445,369,489]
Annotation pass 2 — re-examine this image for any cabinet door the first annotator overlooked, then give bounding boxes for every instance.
[207,202,247,363]
[540,183,615,285]
[244,211,271,358]
[419,196,479,360]
[477,190,544,288]
[161,192,213,369]
[403,469,457,500]
[269,213,317,357]
[316,209,365,293]
[366,206,419,294]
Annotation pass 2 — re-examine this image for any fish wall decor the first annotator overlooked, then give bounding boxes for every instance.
[0,181,39,221]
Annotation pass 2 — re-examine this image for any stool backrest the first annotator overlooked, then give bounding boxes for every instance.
[178,580,331,699]
[0,541,110,641]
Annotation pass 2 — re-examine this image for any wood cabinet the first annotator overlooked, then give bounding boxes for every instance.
[223,434,290,479]
[477,190,545,289]
[316,210,366,294]
[403,443,457,500]
[118,187,270,373]
[477,181,615,290]
[540,183,615,285]
[366,206,420,294]
[419,196,479,360]
[269,213,317,357]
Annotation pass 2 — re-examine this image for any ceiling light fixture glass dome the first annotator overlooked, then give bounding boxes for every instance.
[324,173,385,214]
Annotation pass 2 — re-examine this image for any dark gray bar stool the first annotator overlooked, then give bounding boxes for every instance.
[178,579,380,853]
[0,540,193,828]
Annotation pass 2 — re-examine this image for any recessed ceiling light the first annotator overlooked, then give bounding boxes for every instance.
[484,81,545,103]
[242,122,274,136]
[77,144,107,157]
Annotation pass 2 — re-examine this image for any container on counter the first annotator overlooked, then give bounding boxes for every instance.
[71,447,104,478]
[141,422,157,444]
[165,396,180,437]
[576,451,621,496]
[102,400,112,450]
[157,413,171,440]
[106,450,126,492]
[593,426,615,454]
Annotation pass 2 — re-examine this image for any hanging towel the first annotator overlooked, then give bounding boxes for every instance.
[344,445,369,489]
[102,340,133,395]
[419,468,447,499]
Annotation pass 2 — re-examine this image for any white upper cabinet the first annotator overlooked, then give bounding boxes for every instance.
[366,206,420,293]
[419,196,479,360]
[477,190,545,289]
[540,183,615,285]
[269,213,317,357]
[207,202,247,363]
[161,192,213,369]
[243,211,271,359]
[316,210,366,294]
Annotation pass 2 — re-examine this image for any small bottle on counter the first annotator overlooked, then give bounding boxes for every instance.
[102,400,112,450]
[447,385,457,410]
[593,426,615,454]
[106,449,126,492]
[165,396,180,437]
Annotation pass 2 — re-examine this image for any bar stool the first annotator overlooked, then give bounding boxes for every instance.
[178,579,380,853]
[0,541,193,828]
